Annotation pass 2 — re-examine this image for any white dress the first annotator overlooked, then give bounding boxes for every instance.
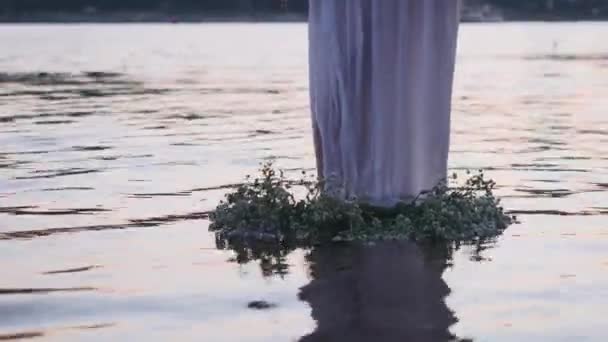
[308,0,461,207]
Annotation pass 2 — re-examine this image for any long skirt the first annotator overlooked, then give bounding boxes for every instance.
[308,0,461,206]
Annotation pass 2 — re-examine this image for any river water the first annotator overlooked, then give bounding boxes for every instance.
[0,23,607,341]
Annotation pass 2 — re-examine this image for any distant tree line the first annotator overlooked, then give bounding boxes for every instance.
[1,0,606,18]
[490,0,607,17]
[0,0,305,13]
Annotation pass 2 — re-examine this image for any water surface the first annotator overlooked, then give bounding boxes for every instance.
[1,23,607,341]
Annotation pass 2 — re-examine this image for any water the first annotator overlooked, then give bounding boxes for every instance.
[0,22,607,341]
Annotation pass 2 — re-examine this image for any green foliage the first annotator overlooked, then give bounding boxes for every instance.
[210,162,515,245]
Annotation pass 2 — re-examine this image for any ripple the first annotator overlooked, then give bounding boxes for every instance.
[43,265,102,275]
[507,209,607,216]
[41,187,94,192]
[0,206,38,213]
[15,168,102,180]
[3,208,110,216]
[513,188,575,198]
[0,331,44,341]
[0,287,96,295]
[127,192,192,198]
[523,54,608,61]
[0,211,210,240]
[71,145,113,152]
[578,129,607,136]
[0,71,138,86]
[34,120,75,125]
[165,113,211,121]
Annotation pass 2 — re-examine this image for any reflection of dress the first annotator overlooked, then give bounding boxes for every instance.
[308,0,461,206]
[299,242,456,342]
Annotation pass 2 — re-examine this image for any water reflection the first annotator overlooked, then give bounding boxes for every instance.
[300,242,460,342]
[217,236,480,341]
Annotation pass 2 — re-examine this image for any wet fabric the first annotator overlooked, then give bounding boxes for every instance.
[308,0,460,206]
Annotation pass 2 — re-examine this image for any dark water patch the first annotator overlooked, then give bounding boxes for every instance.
[146,161,198,168]
[127,211,209,225]
[0,331,44,341]
[523,54,608,61]
[43,265,101,275]
[578,129,607,136]
[15,168,101,180]
[247,300,277,310]
[556,156,592,161]
[93,154,153,161]
[5,208,110,216]
[511,163,559,168]
[65,111,95,118]
[529,179,561,183]
[72,323,115,330]
[0,117,15,123]
[143,125,168,130]
[78,89,115,98]
[450,166,589,173]
[130,88,171,96]
[2,149,57,156]
[548,125,571,131]
[78,87,170,98]
[0,111,95,123]
[0,287,96,295]
[97,156,118,161]
[189,183,244,193]
[480,137,512,143]
[128,192,192,199]
[0,72,74,85]
[162,132,204,138]
[0,160,31,169]
[262,155,301,161]
[83,71,123,79]
[34,120,75,125]
[514,167,588,173]
[517,145,568,153]
[0,323,114,341]
[170,142,200,146]
[0,206,38,213]
[41,187,94,192]
[513,188,575,198]
[0,224,151,240]
[528,138,567,146]
[0,90,70,98]
[39,94,71,101]
[507,209,606,216]
[198,87,281,95]
[249,129,275,136]
[71,145,113,152]
[0,71,139,88]
[166,113,206,121]
[0,211,210,240]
